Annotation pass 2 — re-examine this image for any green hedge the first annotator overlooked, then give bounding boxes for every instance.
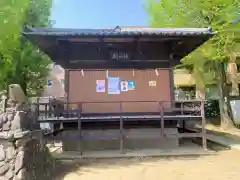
[204,100,220,118]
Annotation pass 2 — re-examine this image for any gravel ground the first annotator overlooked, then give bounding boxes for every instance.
[59,149,240,180]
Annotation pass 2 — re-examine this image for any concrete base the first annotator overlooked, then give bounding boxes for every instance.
[61,128,179,151]
[53,146,215,159]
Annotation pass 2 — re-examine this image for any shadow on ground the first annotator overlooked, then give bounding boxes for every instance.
[186,117,240,151]
[23,145,81,180]
[193,138,230,151]
[30,116,234,180]
[45,152,227,180]
[27,137,231,180]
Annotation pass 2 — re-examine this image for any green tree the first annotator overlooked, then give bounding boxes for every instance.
[0,0,29,58]
[0,0,29,95]
[0,0,52,96]
[146,0,240,128]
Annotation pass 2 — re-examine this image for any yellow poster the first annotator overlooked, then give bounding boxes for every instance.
[149,81,156,87]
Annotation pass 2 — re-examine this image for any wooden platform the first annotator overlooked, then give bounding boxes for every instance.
[38,100,206,152]
[45,128,207,153]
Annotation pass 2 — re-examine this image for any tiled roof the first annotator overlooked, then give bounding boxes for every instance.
[23,26,214,37]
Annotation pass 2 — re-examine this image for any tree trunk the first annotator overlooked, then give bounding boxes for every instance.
[20,82,27,95]
[193,66,206,100]
[19,78,27,95]
[196,85,205,100]
[228,53,239,96]
[216,61,234,129]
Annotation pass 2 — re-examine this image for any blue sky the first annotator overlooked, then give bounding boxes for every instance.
[51,0,149,28]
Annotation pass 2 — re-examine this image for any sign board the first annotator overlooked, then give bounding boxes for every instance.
[108,77,120,94]
[47,80,53,87]
[110,52,129,60]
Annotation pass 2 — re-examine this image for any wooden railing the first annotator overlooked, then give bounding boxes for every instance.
[34,100,207,154]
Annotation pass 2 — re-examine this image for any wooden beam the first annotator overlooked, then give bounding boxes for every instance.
[77,103,82,155]
[119,102,124,153]
[159,102,165,137]
[64,61,171,69]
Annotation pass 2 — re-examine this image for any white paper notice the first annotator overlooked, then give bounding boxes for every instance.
[96,80,105,92]
[121,81,128,92]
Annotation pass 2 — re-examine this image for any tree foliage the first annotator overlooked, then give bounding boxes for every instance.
[0,0,52,96]
[0,0,29,61]
[146,0,240,127]
[146,0,240,64]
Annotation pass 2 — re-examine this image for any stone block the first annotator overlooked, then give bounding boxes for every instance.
[0,163,9,176]
[14,150,24,174]
[0,84,53,180]
[11,112,25,131]
[0,145,5,161]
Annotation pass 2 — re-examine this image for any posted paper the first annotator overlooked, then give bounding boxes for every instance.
[121,81,128,92]
[96,80,105,92]
[108,77,120,94]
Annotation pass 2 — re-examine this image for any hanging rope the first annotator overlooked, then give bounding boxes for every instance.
[106,70,109,78]
[155,69,159,76]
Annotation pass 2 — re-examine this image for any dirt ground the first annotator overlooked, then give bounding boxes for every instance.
[54,149,240,180]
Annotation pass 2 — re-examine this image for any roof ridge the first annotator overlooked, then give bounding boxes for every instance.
[23,27,214,36]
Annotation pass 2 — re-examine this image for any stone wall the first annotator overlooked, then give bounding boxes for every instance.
[0,84,54,180]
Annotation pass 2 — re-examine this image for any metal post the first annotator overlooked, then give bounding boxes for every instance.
[40,131,45,151]
[45,104,48,118]
[179,101,185,131]
[159,102,164,137]
[180,101,183,115]
[119,102,124,153]
[200,101,207,150]
[77,103,82,155]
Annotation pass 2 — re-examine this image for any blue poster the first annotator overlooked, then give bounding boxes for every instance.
[128,80,135,90]
[108,77,120,94]
[47,80,53,87]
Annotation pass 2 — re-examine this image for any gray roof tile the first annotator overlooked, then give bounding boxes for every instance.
[23,26,214,37]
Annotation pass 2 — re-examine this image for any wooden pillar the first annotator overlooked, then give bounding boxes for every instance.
[59,39,71,111]
[169,68,175,102]
[119,102,124,153]
[200,101,207,150]
[159,102,164,137]
[169,52,176,106]
[64,69,70,112]
[77,103,82,155]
